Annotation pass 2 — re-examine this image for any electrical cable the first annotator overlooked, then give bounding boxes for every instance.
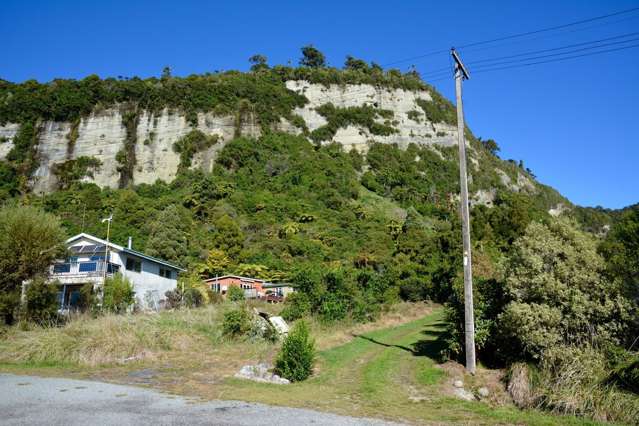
[380,6,639,68]
[419,31,639,77]
[472,43,639,75]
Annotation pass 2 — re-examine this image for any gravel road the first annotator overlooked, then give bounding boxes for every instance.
[0,374,403,425]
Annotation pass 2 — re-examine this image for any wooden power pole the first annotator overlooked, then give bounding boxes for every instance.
[451,48,476,375]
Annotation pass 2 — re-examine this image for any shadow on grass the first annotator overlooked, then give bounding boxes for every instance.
[352,320,451,364]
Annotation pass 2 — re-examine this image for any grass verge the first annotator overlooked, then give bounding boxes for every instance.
[0,303,608,425]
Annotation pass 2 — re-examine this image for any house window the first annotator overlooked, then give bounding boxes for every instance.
[53,263,71,274]
[79,262,97,272]
[126,258,141,273]
[159,268,172,279]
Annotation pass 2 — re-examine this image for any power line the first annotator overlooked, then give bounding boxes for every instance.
[459,13,639,55]
[472,43,639,75]
[380,6,639,68]
[382,48,449,67]
[470,37,639,71]
[466,31,639,66]
[457,6,639,49]
[474,37,639,71]
[419,31,639,79]
[279,8,639,111]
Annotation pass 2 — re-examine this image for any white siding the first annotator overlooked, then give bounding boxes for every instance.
[115,252,178,309]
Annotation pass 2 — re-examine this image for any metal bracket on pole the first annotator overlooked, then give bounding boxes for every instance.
[451,48,470,80]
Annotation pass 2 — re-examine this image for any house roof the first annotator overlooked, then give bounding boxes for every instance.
[203,275,265,283]
[262,282,295,288]
[66,233,185,271]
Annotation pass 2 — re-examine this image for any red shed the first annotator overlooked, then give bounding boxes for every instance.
[204,275,265,298]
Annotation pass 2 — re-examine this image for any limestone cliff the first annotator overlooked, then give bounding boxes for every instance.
[0,81,465,193]
[0,78,550,212]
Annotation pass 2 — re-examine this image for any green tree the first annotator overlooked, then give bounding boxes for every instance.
[299,45,326,68]
[0,205,66,323]
[344,55,368,71]
[102,273,135,313]
[249,54,268,72]
[145,204,190,267]
[211,214,244,259]
[275,320,316,381]
[198,248,231,277]
[23,277,59,324]
[480,138,500,156]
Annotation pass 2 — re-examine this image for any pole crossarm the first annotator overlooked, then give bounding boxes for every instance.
[451,48,471,80]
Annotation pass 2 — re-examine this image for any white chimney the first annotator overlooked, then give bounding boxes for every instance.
[128,236,132,249]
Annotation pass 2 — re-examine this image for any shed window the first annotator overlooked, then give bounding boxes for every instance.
[159,268,172,279]
[126,258,141,272]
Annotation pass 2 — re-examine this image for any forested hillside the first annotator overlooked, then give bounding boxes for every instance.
[0,49,637,423]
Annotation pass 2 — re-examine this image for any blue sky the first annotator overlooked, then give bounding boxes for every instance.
[1,0,638,208]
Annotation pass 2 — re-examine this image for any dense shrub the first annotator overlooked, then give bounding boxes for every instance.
[183,287,204,307]
[600,206,639,303]
[173,130,219,171]
[23,277,59,324]
[226,285,245,302]
[310,103,397,143]
[102,273,135,313]
[318,293,349,323]
[222,306,252,337]
[415,93,456,125]
[275,320,315,382]
[51,156,102,190]
[0,291,20,325]
[280,292,311,321]
[164,289,182,310]
[77,283,97,312]
[164,287,204,309]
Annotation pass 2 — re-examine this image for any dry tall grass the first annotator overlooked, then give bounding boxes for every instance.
[0,306,226,366]
[0,301,434,369]
[507,347,639,425]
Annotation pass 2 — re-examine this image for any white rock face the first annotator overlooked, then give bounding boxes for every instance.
[32,121,73,192]
[0,123,19,159]
[496,169,535,194]
[8,81,469,192]
[286,81,458,153]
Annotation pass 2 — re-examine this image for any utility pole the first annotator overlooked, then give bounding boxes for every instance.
[452,48,476,375]
[100,214,113,307]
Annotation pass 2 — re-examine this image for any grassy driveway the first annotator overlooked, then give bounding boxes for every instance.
[198,309,600,425]
[0,305,601,425]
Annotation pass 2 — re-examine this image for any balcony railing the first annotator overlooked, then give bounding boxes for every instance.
[51,262,120,277]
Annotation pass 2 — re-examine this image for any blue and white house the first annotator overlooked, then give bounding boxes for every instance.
[49,233,184,311]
